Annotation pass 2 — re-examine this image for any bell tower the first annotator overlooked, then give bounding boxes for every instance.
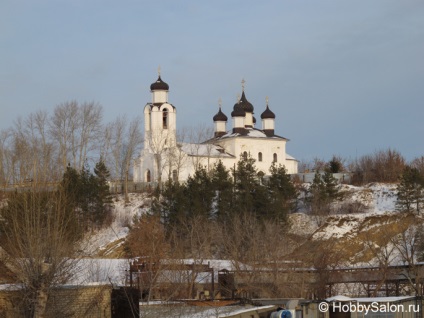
[144,69,177,152]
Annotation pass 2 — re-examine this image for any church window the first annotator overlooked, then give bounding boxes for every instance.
[146,169,151,182]
[243,151,248,160]
[258,152,263,162]
[163,108,168,129]
[273,153,278,162]
[172,170,178,181]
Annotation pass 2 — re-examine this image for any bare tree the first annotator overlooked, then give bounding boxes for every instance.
[145,127,172,185]
[391,223,424,295]
[122,118,143,202]
[185,125,214,172]
[172,215,217,298]
[411,156,424,177]
[126,214,170,302]
[351,149,406,185]
[108,116,142,201]
[12,111,58,183]
[49,101,103,172]
[0,186,83,318]
[362,229,397,296]
[76,102,103,169]
[0,129,13,186]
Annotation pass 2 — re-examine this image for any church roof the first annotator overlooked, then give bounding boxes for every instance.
[231,102,246,117]
[179,143,234,158]
[261,105,275,119]
[150,75,169,91]
[214,127,288,141]
[239,91,254,112]
[213,107,228,122]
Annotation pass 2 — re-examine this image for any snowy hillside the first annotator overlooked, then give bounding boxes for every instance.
[87,183,404,258]
[289,182,399,236]
[85,193,152,256]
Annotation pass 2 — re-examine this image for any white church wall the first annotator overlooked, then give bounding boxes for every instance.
[152,91,167,103]
[214,137,289,174]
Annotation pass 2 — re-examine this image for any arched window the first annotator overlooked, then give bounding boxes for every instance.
[273,153,278,163]
[243,151,248,160]
[258,152,263,162]
[146,169,151,182]
[162,108,168,129]
[172,170,178,181]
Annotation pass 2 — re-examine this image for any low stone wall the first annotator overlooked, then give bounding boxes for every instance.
[0,284,112,318]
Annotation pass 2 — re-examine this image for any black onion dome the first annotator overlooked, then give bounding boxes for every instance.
[150,76,169,91]
[253,116,257,124]
[213,107,228,121]
[261,105,275,119]
[239,91,254,112]
[231,102,246,117]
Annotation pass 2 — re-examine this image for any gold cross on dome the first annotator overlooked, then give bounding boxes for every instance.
[266,96,269,105]
[241,78,246,90]
[158,65,161,76]
[218,97,222,108]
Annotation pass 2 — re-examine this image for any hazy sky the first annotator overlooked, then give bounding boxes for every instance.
[1,0,423,163]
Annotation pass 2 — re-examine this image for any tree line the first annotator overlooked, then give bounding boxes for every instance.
[301,149,424,185]
[0,101,142,201]
[154,154,297,230]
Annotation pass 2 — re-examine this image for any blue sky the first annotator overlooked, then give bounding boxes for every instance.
[1,0,423,163]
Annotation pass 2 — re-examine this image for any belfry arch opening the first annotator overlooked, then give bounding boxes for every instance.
[162,108,168,129]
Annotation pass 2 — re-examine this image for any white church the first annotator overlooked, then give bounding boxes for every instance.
[133,74,298,183]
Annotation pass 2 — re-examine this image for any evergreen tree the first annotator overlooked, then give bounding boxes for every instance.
[79,161,95,226]
[232,153,260,215]
[326,155,344,173]
[210,160,233,221]
[159,179,187,232]
[61,164,80,204]
[184,166,214,219]
[267,163,298,222]
[307,171,339,216]
[60,159,112,228]
[322,171,339,199]
[397,166,424,213]
[92,158,113,226]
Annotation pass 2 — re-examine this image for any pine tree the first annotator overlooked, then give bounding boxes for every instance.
[211,160,233,221]
[160,179,187,232]
[61,164,80,204]
[184,166,214,219]
[79,161,92,223]
[322,171,339,199]
[232,153,260,215]
[60,159,113,228]
[327,155,344,173]
[92,158,113,226]
[307,170,339,216]
[267,163,297,222]
[397,166,424,213]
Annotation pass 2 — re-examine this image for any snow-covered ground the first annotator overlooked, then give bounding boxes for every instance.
[87,183,401,256]
[85,192,151,256]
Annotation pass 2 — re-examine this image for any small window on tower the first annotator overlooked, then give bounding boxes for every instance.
[258,152,263,162]
[163,108,168,129]
[273,153,278,162]
[243,151,248,160]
